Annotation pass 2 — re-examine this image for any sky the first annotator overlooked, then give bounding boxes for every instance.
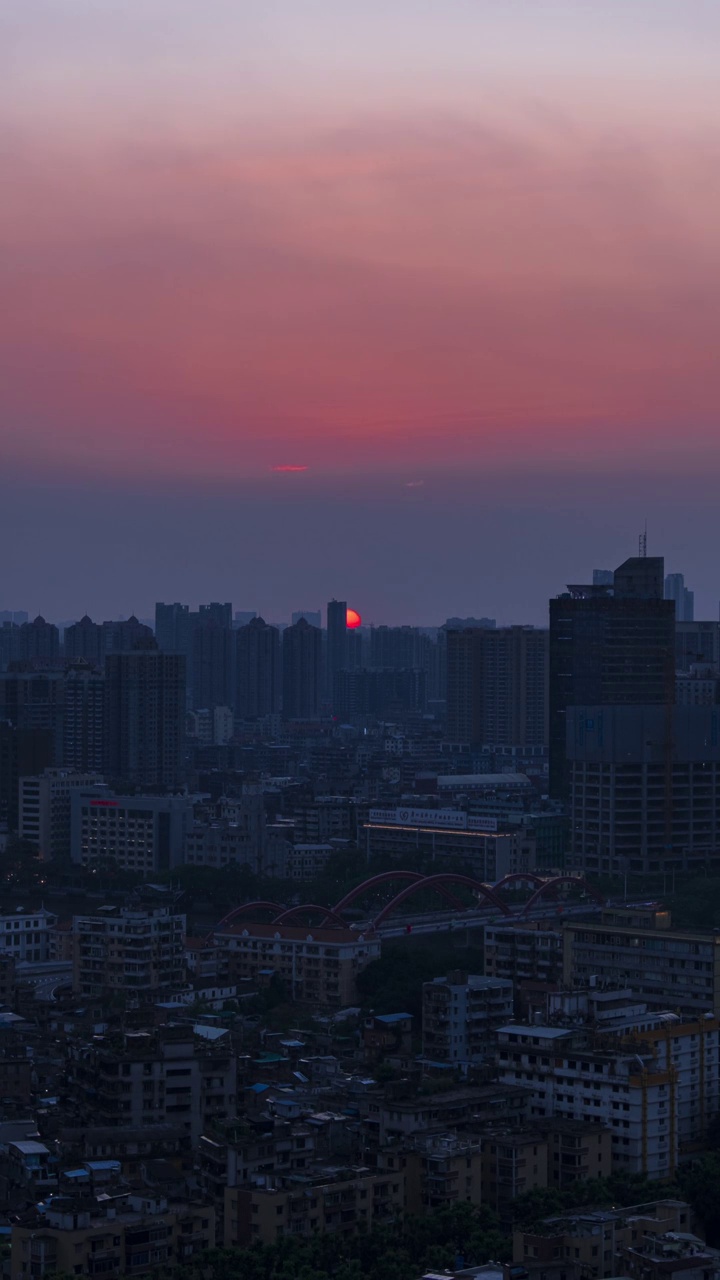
[2,1,720,624]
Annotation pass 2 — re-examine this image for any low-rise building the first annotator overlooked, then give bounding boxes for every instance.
[0,906,57,964]
[402,1133,484,1214]
[422,972,514,1067]
[362,807,536,879]
[225,1163,404,1246]
[214,922,380,1006]
[563,907,720,1016]
[69,1025,236,1148]
[512,1200,697,1280]
[72,905,186,1001]
[11,1191,215,1280]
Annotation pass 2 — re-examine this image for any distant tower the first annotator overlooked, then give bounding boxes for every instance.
[236,617,280,719]
[282,618,322,719]
[326,600,348,700]
[639,524,647,558]
[665,573,695,623]
[105,651,186,788]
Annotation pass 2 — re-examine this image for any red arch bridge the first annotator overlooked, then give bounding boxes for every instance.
[211,871,605,938]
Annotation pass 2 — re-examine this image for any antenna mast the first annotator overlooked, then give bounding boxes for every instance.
[638,523,647,558]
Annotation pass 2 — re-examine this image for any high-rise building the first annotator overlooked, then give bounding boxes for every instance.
[192,616,234,711]
[0,721,55,830]
[17,616,60,664]
[282,618,322,719]
[665,572,694,622]
[19,768,102,861]
[235,617,280,720]
[548,557,675,798]
[234,610,257,627]
[369,625,426,670]
[326,599,347,699]
[676,621,720,669]
[566,704,720,876]
[104,651,186,789]
[446,626,548,749]
[154,601,192,653]
[102,615,156,657]
[0,670,65,763]
[292,610,321,628]
[63,615,104,666]
[63,660,105,773]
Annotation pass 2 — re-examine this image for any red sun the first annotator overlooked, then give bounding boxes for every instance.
[346,608,362,629]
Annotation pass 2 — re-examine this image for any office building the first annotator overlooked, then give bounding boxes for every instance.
[63,660,105,772]
[446,626,548,749]
[235,616,280,719]
[665,572,694,622]
[566,704,720,875]
[675,665,720,705]
[104,651,186,789]
[363,806,536,879]
[549,556,675,798]
[422,972,514,1067]
[19,768,102,861]
[72,904,187,1000]
[70,788,194,874]
[282,618,322,719]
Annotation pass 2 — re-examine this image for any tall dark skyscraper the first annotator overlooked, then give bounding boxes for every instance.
[192,616,234,711]
[446,626,548,749]
[326,599,347,699]
[0,670,65,763]
[105,651,186,789]
[282,618,322,720]
[154,602,191,653]
[236,617,280,720]
[548,556,675,798]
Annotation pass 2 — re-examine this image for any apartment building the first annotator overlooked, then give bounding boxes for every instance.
[402,1133,484,1213]
[422,972,514,1067]
[496,1005,720,1178]
[72,905,186,1000]
[214,923,380,1006]
[484,922,564,998]
[11,1192,215,1280]
[69,1025,236,1148]
[563,908,720,1016]
[0,906,57,964]
[225,1163,404,1246]
[513,1200,697,1280]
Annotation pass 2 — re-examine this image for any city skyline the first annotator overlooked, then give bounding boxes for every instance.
[2,2,720,620]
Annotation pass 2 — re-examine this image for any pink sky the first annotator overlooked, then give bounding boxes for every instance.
[1,2,720,619]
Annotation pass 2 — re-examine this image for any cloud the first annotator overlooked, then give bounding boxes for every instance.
[1,111,720,480]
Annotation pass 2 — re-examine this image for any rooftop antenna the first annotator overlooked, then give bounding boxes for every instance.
[639,522,647,558]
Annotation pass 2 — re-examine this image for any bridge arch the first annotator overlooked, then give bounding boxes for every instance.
[214,901,285,932]
[333,869,466,918]
[493,872,546,892]
[273,904,348,929]
[372,872,511,928]
[520,875,605,915]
